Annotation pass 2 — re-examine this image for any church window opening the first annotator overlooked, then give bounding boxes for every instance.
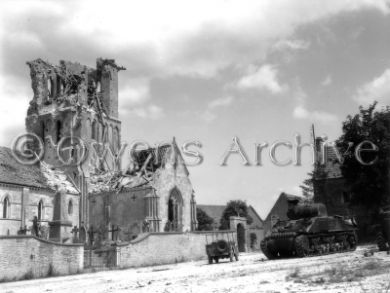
[167,188,183,232]
[68,200,73,215]
[2,196,10,219]
[38,200,44,221]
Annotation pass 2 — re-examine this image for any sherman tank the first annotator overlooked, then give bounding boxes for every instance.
[376,205,390,251]
[261,197,358,259]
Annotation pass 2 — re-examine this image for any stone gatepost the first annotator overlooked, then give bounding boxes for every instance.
[49,189,72,242]
[229,216,248,252]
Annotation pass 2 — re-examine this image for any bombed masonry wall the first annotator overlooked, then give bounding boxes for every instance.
[88,142,198,243]
[25,58,124,177]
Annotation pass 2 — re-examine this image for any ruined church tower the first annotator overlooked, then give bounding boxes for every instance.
[25,58,125,230]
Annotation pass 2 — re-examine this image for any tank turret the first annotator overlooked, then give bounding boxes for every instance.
[261,199,358,259]
[286,202,327,220]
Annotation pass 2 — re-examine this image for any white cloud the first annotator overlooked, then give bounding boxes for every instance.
[208,96,234,109]
[127,104,165,120]
[354,68,390,106]
[118,79,166,120]
[293,105,338,124]
[201,111,217,123]
[2,0,389,77]
[321,75,333,86]
[119,79,150,107]
[201,96,235,122]
[237,65,287,94]
[0,77,29,146]
[273,39,310,51]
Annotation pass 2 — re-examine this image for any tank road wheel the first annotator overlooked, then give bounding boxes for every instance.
[295,235,310,257]
[342,235,351,251]
[261,239,277,260]
[377,231,388,251]
[348,233,357,251]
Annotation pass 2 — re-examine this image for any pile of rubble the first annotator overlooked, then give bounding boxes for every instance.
[40,161,79,194]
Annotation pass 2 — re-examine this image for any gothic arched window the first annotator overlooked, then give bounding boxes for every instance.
[38,200,44,221]
[68,200,73,215]
[2,196,10,219]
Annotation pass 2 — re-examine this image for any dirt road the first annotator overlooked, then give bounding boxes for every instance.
[1,245,390,293]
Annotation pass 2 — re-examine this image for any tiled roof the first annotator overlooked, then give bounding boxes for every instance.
[0,146,79,194]
[198,204,264,229]
[0,147,49,189]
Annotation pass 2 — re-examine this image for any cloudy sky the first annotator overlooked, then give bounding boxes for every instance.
[1,0,390,218]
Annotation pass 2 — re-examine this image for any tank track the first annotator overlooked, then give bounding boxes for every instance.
[295,231,357,257]
[376,231,389,251]
[260,238,277,259]
[262,231,357,259]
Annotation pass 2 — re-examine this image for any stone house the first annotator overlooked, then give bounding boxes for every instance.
[263,192,303,235]
[312,137,373,241]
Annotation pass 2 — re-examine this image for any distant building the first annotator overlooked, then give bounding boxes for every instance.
[312,136,373,241]
[197,204,264,251]
[263,192,303,235]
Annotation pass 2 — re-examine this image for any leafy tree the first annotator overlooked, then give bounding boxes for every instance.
[300,171,315,200]
[337,102,390,210]
[219,200,253,230]
[196,208,214,231]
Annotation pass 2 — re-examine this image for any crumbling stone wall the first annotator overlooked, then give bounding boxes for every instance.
[25,58,124,176]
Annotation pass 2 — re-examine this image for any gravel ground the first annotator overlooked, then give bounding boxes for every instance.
[1,245,390,293]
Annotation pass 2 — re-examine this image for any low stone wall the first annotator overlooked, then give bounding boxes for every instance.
[0,235,84,282]
[117,231,236,268]
[84,248,117,268]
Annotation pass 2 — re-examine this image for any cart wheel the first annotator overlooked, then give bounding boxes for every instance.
[208,256,213,264]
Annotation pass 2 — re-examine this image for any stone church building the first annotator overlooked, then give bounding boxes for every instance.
[0,58,197,243]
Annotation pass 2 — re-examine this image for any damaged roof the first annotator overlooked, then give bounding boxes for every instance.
[0,147,48,189]
[0,146,79,194]
[88,141,187,194]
